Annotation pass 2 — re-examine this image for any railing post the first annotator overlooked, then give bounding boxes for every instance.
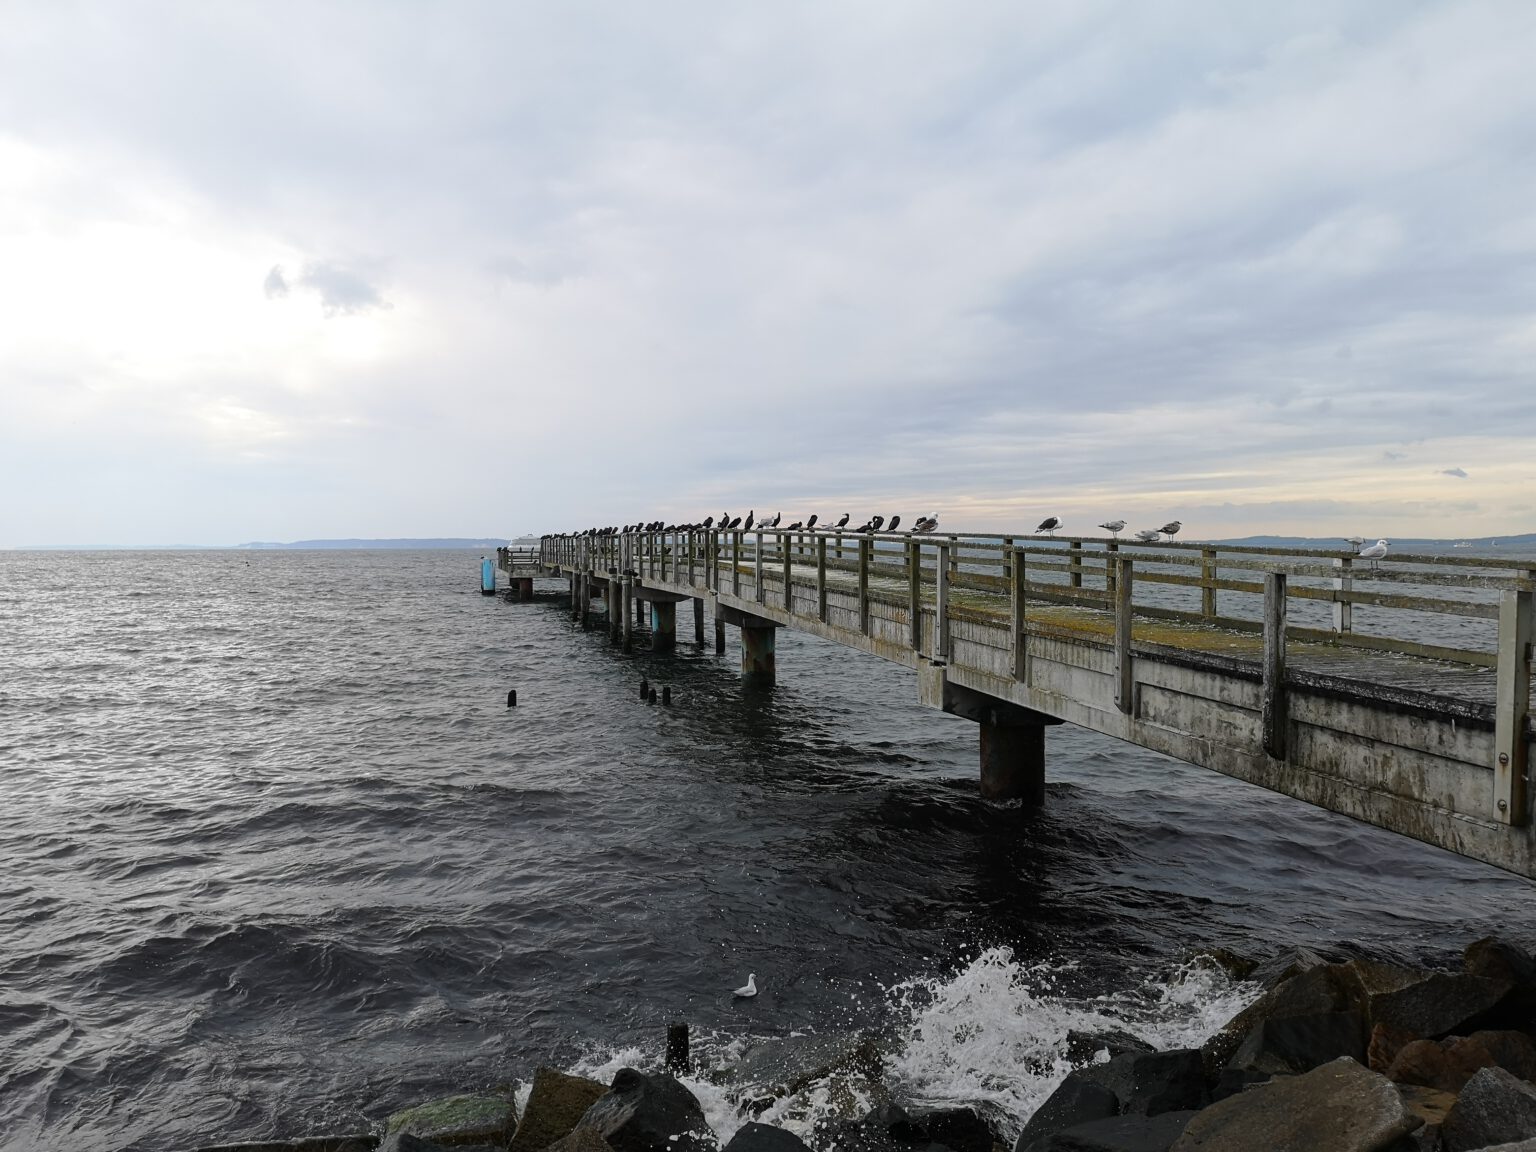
[858,537,871,634]
[936,542,952,661]
[1002,536,1014,581]
[1332,557,1353,635]
[753,531,765,604]
[782,532,793,612]
[816,534,828,622]
[1493,585,1533,826]
[1069,539,1082,589]
[1262,573,1288,759]
[1201,548,1217,618]
[1010,546,1028,682]
[732,532,741,597]
[835,531,843,562]
[1114,557,1133,714]
[908,540,922,652]
[1105,541,1118,596]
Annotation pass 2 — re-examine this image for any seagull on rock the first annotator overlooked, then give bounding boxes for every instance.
[734,974,758,998]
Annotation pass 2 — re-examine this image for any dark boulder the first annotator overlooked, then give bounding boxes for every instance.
[545,1132,617,1152]
[1250,947,1330,990]
[1084,1050,1205,1117]
[384,1094,518,1149]
[379,1137,450,1152]
[1368,1022,1420,1074]
[1022,1110,1195,1152]
[722,1123,812,1152]
[1208,1069,1268,1104]
[731,1033,884,1098]
[1200,962,1358,1078]
[513,1068,611,1152]
[1439,1066,1536,1152]
[1169,1058,1420,1151]
[1063,1030,1154,1067]
[577,1069,717,1152]
[1348,960,1511,1039]
[1387,1030,1536,1093]
[1225,1011,1364,1075]
[1466,937,1536,1025]
[1012,1073,1118,1152]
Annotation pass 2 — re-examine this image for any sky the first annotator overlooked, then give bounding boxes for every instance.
[3,2,1534,546]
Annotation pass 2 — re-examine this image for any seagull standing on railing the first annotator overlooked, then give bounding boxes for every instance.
[910,515,938,533]
[1099,520,1125,538]
[1358,538,1389,570]
[1036,516,1061,536]
[1134,529,1161,542]
[1159,520,1182,541]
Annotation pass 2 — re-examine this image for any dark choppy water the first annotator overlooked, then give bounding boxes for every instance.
[2,549,1533,1152]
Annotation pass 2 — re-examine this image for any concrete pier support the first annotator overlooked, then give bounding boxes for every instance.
[518,577,534,601]
[651,601,677,653]
[741,625,776,684]
[580,574,591,631]
[693,598,705,645]
[979,722,1046,803]
[606,581,620,643]
[570,574,579,621]
[715,616,726,655]
[622,578,634,652]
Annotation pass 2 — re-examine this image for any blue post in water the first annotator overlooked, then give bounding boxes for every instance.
[480,556,496,596]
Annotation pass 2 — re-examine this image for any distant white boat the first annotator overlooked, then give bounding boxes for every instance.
[1454,541,1472,548]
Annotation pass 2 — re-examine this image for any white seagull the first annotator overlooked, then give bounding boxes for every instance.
[1357,538,1389,570]
[1134,529,1161,543]
[734,974,758,998]
[1098,520,1126,538]
[1159,520,1182,541]
[1036,516,1062,536]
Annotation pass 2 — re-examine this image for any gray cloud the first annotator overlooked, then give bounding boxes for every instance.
[262,265,289,299]
[1441,467,1469,478]
[297,263,390,317]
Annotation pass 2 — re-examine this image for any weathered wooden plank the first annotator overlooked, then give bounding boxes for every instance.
[1495,588,1534,826]
[1114,557,1133,714]
[1262,573,1287,759]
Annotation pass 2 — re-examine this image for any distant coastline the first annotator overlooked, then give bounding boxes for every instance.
[10,538,510,551]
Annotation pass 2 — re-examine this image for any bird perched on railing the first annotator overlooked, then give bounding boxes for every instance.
[870,515,885,531]
[910,515,938,533]
[887,515,901,532]
[1099,520,1125,538]
[728,516,742,529]
[1159,520,1182,541]
[1134,529,1160,542]
[1036,516,1061,536]
[1358,538,1389,569]
[785,521,803,531]
[806,514,819,530]
[834,513,850,528]
[768,512,782,528]
[702,516,714,528]
[744,510,755,530]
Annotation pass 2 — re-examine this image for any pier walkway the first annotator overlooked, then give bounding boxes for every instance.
[507,529,1536,879]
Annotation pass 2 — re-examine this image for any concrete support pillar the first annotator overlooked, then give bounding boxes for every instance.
[607,582,620,643]
[979,722,1046,804]
[570,573,579,621]
[652,601,677,653]
[693,597,705,645]
[519,577,534,601]
[715,616,726,655]
[580,573,591,631]
[622,579,634,653]
[741,625,776,684]
[635,595,646,627]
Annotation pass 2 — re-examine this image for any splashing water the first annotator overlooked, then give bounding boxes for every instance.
[883,947,1257,1140]
[565,948,1258,1147]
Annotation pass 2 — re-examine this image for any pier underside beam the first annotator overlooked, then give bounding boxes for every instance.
[921,667,1062,804]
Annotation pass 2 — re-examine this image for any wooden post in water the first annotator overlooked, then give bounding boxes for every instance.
[908,540,922,653]
[1332,557,1353,635]
[1201,548,1218,619]
[936,542,952,661]
[1262,573,1288,759]
[857,537,871,635]
[1493,584,1533,826]
[1010,547,1028,682]
[1114,557,1133,714]
[782,533,793,612]
[816,535,828,622]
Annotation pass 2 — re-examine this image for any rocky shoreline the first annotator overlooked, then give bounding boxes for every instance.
[197,936,1536,1152]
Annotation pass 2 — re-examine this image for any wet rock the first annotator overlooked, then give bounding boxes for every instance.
[1471,1141,1536,1152]
[916,1108,997,1152]
[722,1123,812,1152]
[1084,1050,1205,1117]
[1464,936,1536,1009]
[863,1102,926,1144]
[1012,1072,1119,1152]
[1064,1030,1154,1067]
[577,1068,717,1152]
[1208,1069,1268,1104]
[1368,1023,1420,1074]
[379,1137,449,1152]
[1189,949,1257,981]
[512,1068,610,1152]
[1200,962,1358,1078]
[1250,947,1330,990]
[1225,1011,1364,1075]
[1348,960,1511,1039]
[543,1132,614,1152]
[1439,1066,1536,1152]
[1388,1030,1536,1094]
[1169,1057,1420,1151]
[385,1094,518,1149]
[197,1138,379,1152]
[732,1033,884,1099]
[1022,1110,1195,1152]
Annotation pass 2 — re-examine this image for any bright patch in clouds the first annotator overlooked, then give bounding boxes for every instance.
[1,1,1534,544]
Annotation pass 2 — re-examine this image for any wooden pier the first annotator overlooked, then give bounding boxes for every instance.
[506,529,1536,879]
